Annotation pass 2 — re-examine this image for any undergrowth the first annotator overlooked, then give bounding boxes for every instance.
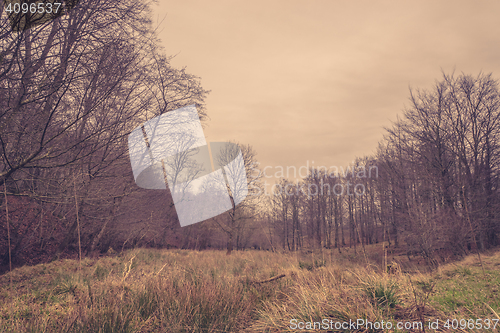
[0,248,498,332]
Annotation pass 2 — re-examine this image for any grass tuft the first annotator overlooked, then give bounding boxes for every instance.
[363,280,400,308]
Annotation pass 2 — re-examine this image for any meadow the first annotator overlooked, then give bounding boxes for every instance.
[0,247,499,332]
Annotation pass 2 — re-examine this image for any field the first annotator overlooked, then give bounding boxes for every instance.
[0,247,499,332]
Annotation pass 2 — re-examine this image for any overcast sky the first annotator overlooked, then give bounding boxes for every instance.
[153,1,500,180]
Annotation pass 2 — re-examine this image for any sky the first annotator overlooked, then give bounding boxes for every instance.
[153,1,500,181]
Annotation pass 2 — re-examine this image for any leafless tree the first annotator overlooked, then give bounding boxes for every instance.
[208,142,262,254]
[0,0,209,265]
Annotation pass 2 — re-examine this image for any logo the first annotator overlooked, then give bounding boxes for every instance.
[128,105,248,227]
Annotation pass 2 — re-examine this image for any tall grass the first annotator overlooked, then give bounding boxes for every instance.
[0,248,499,332]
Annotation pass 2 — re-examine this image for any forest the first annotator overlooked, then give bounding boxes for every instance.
[266,70,500,265]
[1,0,500,275]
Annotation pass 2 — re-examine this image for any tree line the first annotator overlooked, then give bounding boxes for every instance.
[1,0,499,271]
[0,0,209,270]
[266,72,500,265]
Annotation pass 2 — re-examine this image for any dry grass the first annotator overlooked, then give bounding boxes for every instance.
[0,247,499,332]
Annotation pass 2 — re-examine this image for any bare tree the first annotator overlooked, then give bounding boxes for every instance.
[378,71,500,262]
[208,142,262,254]
[0,0,209,265]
